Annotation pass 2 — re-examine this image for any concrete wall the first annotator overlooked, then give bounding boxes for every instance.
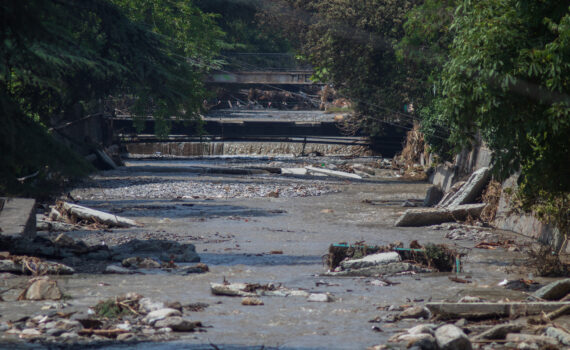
[428,142,563,252]
[493,175,565,253]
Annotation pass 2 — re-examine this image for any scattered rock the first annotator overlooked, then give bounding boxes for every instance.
[533,278,570,301]
[242,297,264,306]
[505,333,559,346]
[19,328,41,339]
[398,306,431,320]
[18,277,63,300]
[545,327,570,346]
[122,257,161,269]
[153,317,198,332]
[435,324,472,350]
[143,308,182,325]
[408,324,436,335]
[398,334,437,349]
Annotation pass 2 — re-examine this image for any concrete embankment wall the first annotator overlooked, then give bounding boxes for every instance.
[124,141,372,157]
[428,142,563,251]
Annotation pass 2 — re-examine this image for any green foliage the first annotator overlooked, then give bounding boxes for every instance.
[439,1,570,191]
[94,299,134,319]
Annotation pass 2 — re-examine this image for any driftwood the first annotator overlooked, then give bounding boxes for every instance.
[427,302,570,320]
[61,202,138,228]
[305,166,362,179]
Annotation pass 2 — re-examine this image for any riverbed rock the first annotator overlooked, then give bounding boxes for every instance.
[408,324,437,335]
[505,333,559,346]
[533,278,570,300]
[435,325,472,350]
[19,328,42,339]
[153,317,197,332]
[398,306,431,320]
[122,257,161,269]
[398,334,437,349]
[19,277,63,300]
[340,252,400,270]
[143,308,182,325]
[545,326,570,346]
[471,323,522,341]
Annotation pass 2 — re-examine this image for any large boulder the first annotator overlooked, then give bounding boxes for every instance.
[435,325,472,350]
[18,277,63,300]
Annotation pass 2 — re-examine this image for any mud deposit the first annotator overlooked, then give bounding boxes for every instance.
[0,157,530,349]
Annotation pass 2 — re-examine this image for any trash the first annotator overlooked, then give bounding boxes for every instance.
[325,241,463,275]
[0,254,74,275]
[210,281,308,298]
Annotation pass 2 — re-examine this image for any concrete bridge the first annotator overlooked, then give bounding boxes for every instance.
[206,70,316,85]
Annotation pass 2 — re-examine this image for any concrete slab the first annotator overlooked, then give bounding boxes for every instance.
[427,302,570,319]
[0,197,36,240]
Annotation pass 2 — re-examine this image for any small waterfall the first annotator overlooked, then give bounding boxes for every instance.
[125,141,372,157]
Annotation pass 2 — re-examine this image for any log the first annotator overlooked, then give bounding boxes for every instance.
[62,202,138,228]
[305,166,362,179]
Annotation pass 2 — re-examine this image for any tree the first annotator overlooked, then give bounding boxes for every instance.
[439,0,570,192]
[0,0,223,193]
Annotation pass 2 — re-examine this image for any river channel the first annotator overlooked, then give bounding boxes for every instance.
[1,121,530,350]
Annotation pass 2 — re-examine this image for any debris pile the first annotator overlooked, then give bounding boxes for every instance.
[0,252,74,275]
[324,241,462,276]
[1,293,205,344]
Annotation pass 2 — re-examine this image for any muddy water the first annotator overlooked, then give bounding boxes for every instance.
[0,157,529,350]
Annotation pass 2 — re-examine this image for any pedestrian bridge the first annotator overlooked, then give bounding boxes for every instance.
[206,70,316,85]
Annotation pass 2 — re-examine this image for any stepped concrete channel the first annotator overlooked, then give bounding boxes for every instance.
[1,161,534,346]
[118,110,404,158]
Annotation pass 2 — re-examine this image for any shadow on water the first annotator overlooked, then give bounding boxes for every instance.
[75,200,287,219]
[200,252,322,266]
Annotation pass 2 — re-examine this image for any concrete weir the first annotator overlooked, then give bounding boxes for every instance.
[125,141,371,157]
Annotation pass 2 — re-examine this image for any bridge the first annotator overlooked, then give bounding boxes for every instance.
[206,53,318,85]
[206,70,315,85]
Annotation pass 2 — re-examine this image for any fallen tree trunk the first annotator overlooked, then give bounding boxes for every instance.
[61,202,138,228]
[305,166,362,179]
